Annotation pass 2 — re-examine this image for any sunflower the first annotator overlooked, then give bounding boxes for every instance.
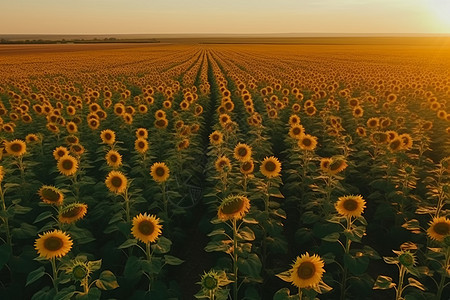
[38,185,64,205]
[217,195,250,221]
[136,128,148,139]
[219,114,232,127]
[154,118,168,129]
[233,143,252,162]
[66,121,78,134]
[35,230,73,259]
[105,170,128,194]
[289,253,325,288]
[59,203,88,224]
[260,156,281,178]
[209,131,223,145]
[298,134,318,151]
[25,134,40,144]
[356,127,366,137]
[335,195,366,218]
[240,160,254,175]
[57,155,78,176]
[288,114,301,126]
[399,133,413,150]
[0,166,4,183]
[388,137,403,152]
[70,144,85,156]
[88,118,100,130]
[305,106,317,116]
[367,117,379,129]
[131,213,162,244]
[319,158,332,173]
[328,156,348,175]
[150,162,170,183]
[177,139,190,151]
[53,146,69,161]
[135,138,149,154]
[289,124,305,139]
[155,109,166,120]
[352,106,364,118]
[100,129,116,145]
[427,217,450,242]
[5,139,26,157]
[215,156,231,173]
[105,150,122,168]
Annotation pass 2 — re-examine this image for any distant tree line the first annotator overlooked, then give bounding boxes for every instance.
[0,38,160,44]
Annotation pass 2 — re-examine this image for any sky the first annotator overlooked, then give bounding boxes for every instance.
[0,0,449,34]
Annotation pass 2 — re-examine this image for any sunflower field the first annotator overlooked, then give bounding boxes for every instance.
[0,43,449,299]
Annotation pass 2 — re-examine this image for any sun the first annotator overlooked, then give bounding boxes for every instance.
[429,0,450,29]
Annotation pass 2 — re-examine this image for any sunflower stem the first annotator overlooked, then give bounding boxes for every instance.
[232,219,238,300]
[395,265,406,300]
[436,247,450,300]
[51,257,59,292]
[0,185,12,247]
[162,182,168,220]
[340,216,352,300]
[17,156,25,185]
[298,287,302,299]
[124,188,130,224]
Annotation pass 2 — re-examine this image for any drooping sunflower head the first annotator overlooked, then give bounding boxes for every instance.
[59,203,88,224]
[388,137,404,152]
[134,138,149,154]
[200,271,220,291]
[209,131,223,146]
[289,124,305,139]
[217,195,250,221]
[70,144,85,156]
[154,118,168,129]
[38,185,64,206]
[327,156,348,175]
[100,129,116,145]
[65,259,91,282]
[150,162,170,183]
[105,170,128,194]
[131,213,162,244]
[298,134,318,151]
[57,155,78,177]
[233,143,252,162]
[240,160,254,175]
[335,195,366,218]
[35,230,73,259]
[397,250,416,268]
[66,135,79,145]
[106,150,122,168]
[177,139,190,151]
[427,217,450,242]
[260,156,282,178]
[5,139,27,157]
[290,252,325,288]
[25,134,40,144]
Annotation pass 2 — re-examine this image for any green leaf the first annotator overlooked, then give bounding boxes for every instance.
[383,256,399,265]
[275,270,292,283]
[238,226,255,241]
[164,255,184,265]
[237,253,262,278]
[11,204,32,215]
[152,236,172,254]
[407,277,425,291]
[322,232,340,242]
[96,270,119,290]
[373,275,396,290]
[242,217,258,224]
[361,245,381,260]
[88,259,102,272]
[312,280,333,294]
[124,256,142,279]
[26,266,46,286]
[141,257,162,274]
[11,223,37,239]
[0,243,12,270]
[273,288,298,300]
[344,226,365,243]
[54,286,76,300]
[271,208,287,219]
[33,211,54,223]
[207,228,226,237]
[344,253,369,275]
[204,241,230,252]
[118,239,137,249]
[301,211,320,224]
[269,186,284,198]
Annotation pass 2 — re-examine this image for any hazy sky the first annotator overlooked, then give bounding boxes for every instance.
[1,0,449,34]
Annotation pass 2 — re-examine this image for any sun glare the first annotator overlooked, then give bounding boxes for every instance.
[429,0,450,29]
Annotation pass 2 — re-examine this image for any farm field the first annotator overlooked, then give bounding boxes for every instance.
[0,41,449,299]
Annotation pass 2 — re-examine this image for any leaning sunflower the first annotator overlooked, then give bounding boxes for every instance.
[335,195,366,218]
[427,217,450,242]
[105,170,128,194]
[233,143,252,162]
[58,203,88,224]
[217,195,250,221]
[57,155,78,176]
[131,213,162,244]
[38,185,64,206]
[260,156,281,178]
[150,162,170,183]
[288,252,325,288]
[5,139,26,157]
[35,230,73,259]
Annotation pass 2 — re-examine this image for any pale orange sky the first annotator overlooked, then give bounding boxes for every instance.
[1,0,449,34]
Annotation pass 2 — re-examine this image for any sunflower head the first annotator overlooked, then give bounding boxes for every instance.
[289,252,325,289]
[198,270,233,292]
[105,170,128,194]
[57,155,78,177]
[136,128,148,139]
[298,134,318,151]
[100,129,116,145]
[38,185,64,205]
[5,139,27,157]
[327,156,348,175]
[397,250,416,268]
[53,146,69,160]
[289,124,305,139]
[25,134,40,144]
[240,160,254,175]
[0,166,4,183]
[35,230,73,259]
[260,156,281,178]
[215,156,231,173]
[134,138,149,154]
[217,195,250,221]
[233,143,252,162]
[427,217,450,242]
[105,150,122,168]
[131,213,162,244]
[59,203,88,224]
[335,195,366,218]
[209,131,224,146]
[150,162,170,183]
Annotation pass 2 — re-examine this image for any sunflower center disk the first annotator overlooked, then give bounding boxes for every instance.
[42,189,60,202]
[238,148,247,157]
[62,206,83,218]
[302,138,312,147]
[434,222,450,235]
[297,262,316,280]
[138,220,155,235]
[265,161,276,172]
[221,198,244,215]
[44,236,64,251]
[111,155,118,162]
[11,143,23,152]
[111,176,123,188]
[343,199,358,212]
[62,160,74,170]
[203,276,218,290]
